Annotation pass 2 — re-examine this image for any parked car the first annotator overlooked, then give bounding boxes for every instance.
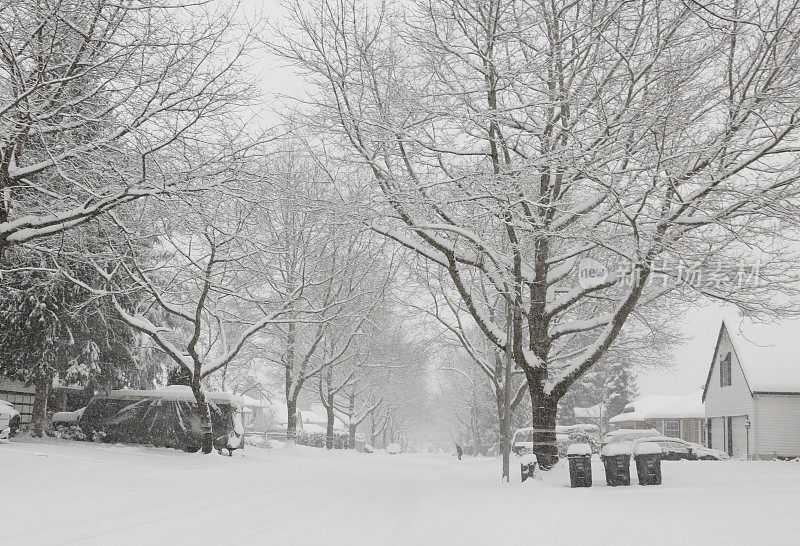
[512,424,601,456]
[386,442,401,455]
[635,436,729,461]
[0,399,21,440]
[79,386,245,454]
[600,428,664,450]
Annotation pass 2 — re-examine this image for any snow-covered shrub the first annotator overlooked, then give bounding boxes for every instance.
[54,424,87,441]
[297,431,325,448]
[296,431,350,449]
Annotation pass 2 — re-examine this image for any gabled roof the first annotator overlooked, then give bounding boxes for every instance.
[702,318,800,400]
[608,391,704,423]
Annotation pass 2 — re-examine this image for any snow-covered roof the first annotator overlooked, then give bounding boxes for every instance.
[238,394,272,408]
[573,403,605,419]
[301,423,326,434]
[608,391,704,423]
[301,404,348,430]
[718,318,800,393]
[105,385,242,405]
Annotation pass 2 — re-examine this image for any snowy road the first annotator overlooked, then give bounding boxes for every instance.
[2,439,799,545]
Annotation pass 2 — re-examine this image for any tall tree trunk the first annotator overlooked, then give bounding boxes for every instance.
[347,392,356,450]
[495,304,514,482]
[473,417,482,456]
[529,382,558,469]
[55,388,68,412]
[286,396,298,443]
[325,401,335,450]
[32,372,49,437]
[369,413,376,447]
[192,384,213,454]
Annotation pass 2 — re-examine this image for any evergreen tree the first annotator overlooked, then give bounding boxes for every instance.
[0,246,154,435]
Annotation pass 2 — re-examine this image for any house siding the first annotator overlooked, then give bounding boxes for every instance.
[704,328,754,419]
[754,394,800,458]
[643,418,699,443]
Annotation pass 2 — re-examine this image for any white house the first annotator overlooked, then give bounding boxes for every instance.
[702,319,800,460]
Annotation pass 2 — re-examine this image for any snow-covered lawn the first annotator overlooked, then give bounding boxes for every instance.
[2,439,799,545]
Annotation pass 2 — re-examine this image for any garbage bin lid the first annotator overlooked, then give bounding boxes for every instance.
[633,442,662,456]
[566,443,592,457]
[520,453,538,465]
[600,443,631,457]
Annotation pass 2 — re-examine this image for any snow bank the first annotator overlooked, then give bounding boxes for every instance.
[566,443,592,456]
[2,441,799,545]
[633,442,662,456]
[601,443,631,457]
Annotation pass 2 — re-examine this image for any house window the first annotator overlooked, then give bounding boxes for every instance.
[664,420,681,438]
[720,352,732,387]
[707,418,712,448]
[696,419,706,444]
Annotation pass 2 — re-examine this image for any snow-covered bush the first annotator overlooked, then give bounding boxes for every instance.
[297,431,350,449]
[54,425,87,441]
[297,432,325,448]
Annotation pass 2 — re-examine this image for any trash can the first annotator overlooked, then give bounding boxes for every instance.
[520,453,538,483]
[634,442,662,486]
[566,443,592,488]
[600,444,631,486]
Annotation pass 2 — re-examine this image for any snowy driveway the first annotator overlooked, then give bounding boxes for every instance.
[2,440,799,545]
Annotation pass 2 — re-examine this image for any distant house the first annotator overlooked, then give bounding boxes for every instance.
[608,391,705,444]
[299,403,348,434]
[702,319,800,460]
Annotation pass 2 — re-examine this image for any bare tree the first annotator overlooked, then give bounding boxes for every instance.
[410,264,527,475]
[277,0,800,467]
[0,0,259,255]
[65,175,308,453]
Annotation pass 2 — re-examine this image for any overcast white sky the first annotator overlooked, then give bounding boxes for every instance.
[636,305,732,396]
[241,0,782,399]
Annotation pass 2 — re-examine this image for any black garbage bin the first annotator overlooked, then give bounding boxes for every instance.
[520,453,538,482]
[600,444,631,486]
[566,443,592,488]
[634,442,662,485]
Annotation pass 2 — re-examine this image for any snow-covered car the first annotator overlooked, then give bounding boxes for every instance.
[635,436,729,461]
[386,442,401,455]
[690,443,730,461]
[512,424,601,456]
[0,399,21,440]
[601,428,664,450]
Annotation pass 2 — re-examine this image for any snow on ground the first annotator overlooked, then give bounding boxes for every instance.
[2,439,799,545]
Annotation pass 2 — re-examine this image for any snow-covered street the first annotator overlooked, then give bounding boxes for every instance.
[3,440,799,546]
